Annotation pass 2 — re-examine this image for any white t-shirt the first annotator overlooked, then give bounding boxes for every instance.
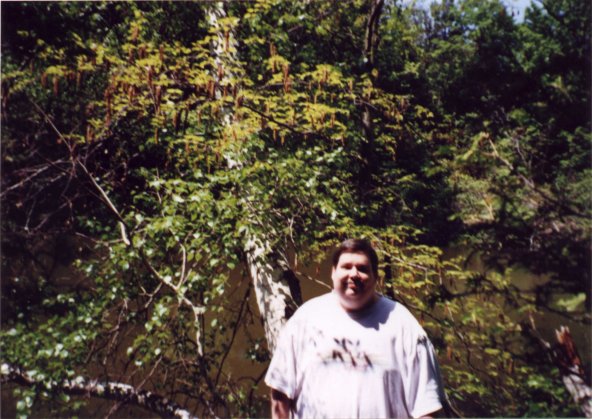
[265,292,444,418]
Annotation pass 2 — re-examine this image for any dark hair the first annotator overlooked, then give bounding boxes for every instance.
[332,239,379,276]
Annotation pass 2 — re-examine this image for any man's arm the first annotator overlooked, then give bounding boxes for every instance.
[270,388,291,419]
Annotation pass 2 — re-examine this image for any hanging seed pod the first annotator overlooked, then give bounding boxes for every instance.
[76,71,82,89]
[197,108,202,124]
[217,64,224,80]
[147,66,153,90]
[173,111,179,132]
[208,80,215,98]
[348,79,353,93]
[269,42,276,57]
[127,85,133,102]
[232,130,237,142]
[280,133,285,145]
[507,358,514,374]
[138,45,146,59]
[128,47,135,63]
[283,64,289,81]
[154,127,159,144]
[53,76,59,96]
[159,45,165,62]
[131,26,139,43]
[446,346,453,361]
[155,85,162,111]
[86,125,94,142]
[224,30,230,52]
[273,128,277,141]
[330,113,335,128]
[41,72,48,88]
[399,97,408,112]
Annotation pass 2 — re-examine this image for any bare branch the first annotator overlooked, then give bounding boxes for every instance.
[1,363,197,419]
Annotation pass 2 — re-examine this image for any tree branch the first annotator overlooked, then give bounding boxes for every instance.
[1,363,197,419]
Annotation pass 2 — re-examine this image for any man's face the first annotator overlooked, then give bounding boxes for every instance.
[331,251,378,312]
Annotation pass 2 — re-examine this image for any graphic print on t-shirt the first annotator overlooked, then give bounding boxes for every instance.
[308,326,374,371]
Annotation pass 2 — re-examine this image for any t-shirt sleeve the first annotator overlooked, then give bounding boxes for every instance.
[264,320,298,400]
[407,335,444,418]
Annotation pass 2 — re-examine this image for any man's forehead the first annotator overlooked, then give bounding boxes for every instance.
[337,251,371,263]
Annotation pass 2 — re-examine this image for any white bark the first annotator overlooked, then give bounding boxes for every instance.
[245,238,300,352]
[206,2,300,353]
[1,363,196,419]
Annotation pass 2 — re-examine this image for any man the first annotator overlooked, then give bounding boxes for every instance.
[265,239,445,418]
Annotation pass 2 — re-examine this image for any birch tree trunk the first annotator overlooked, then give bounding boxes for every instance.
[206,2,301,354]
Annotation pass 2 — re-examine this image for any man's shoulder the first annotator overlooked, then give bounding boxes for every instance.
[379,296,426,333]
[294,292,335,316]
[281,293,335,333]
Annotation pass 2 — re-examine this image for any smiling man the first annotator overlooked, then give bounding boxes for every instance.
[265,239,445,418]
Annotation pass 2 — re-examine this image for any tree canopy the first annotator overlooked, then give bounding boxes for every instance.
[1,0,590,417]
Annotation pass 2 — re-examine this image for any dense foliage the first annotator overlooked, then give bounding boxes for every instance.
[1,1,589,417]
